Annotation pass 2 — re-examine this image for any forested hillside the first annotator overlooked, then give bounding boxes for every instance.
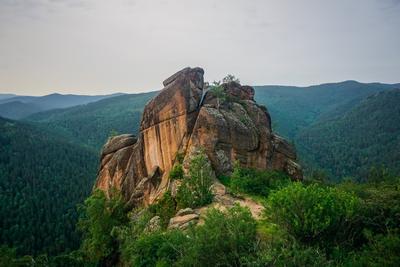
[0,93,123,120]
[254,81,400,139]
[1,81,399,264]
[0,117,97,256]
[296,89,400,180]
[0,94,17,100]
[26,92,156,150]
[0,101,42,120]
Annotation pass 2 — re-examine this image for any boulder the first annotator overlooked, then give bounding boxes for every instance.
[176,208,196,217]
[145,216,162,232]
[168,213,200,230]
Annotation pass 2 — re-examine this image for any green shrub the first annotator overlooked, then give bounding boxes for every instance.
[77,189,128,265]
[253,239,332,267]
[176,151,213,209]
[265,183,361,247]
[337,180,400,235]
[346,231,400,267]
[169,163,184,180]
[209,85,227,109]
[148,191,176,228]
[230,164,291,197]
[124,230,187,267]
[178,205,258,266]
[175,152,185,164]
[119,206,257,267]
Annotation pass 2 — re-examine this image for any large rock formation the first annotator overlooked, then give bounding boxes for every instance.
[95,67,302,207]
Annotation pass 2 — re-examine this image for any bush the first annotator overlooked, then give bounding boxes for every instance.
[77,189,128,265]
[346,231,400,267]
[176,151,213,209]
[178,205,258,266]
[169,163,184,180]
[265,183,361,247]
[229,164,291,197]
[123,230,187,267]
[337,180,400,235]
[148,191,176,228]
[253,239,332,267]
[118,205,257,267]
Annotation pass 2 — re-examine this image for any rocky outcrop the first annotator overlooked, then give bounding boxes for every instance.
[168,208,200,230]
[95,67,302,207]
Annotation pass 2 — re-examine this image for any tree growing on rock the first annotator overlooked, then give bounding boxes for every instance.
[222,74,240,84]
[210,85,226,110]
[176,151,214,209]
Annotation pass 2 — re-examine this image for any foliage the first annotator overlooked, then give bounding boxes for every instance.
[253,238,332,267]
[122,230,187,267]
[337,179,400,235]
[168,163,184,180]
[209,85,227,109]
[148,191,177,228]
[222,74,240,84]
[265,183,361,247]
[108,129,119,138]
[178,205,258,266]
[297,89,400,180]
[118,205,257,267]
[176,151,213,209]
[347,231,400,267]
[0,117,97,256]
[228,163,291,197]
[77,189,128,265]
[364,165,398,184]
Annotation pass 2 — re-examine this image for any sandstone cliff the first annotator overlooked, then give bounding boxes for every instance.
[95,67,302,207]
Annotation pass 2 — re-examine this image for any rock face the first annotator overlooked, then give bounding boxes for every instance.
[95,67,302,207]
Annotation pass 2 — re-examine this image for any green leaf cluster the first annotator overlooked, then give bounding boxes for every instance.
[175,152,213,209]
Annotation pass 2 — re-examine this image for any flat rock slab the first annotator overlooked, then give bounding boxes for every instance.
[168,213,200,230]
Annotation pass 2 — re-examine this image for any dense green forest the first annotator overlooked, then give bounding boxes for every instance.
[0,117,97,256]
[254,82,400,179]
[4,155,397,266]
[27,92,156,149]
[254,81,400,139]
[1,81,399,263]
[296,89,400,179]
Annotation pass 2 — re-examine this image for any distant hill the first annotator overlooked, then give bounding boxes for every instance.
[0,93,124,119]
[296,89,400,179]
[254,81,400,139]
[27,92,157,150]
[0,94,17,100]
[0,116,98,256]
[0,101,43,119]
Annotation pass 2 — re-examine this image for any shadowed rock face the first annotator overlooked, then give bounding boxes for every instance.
[95,67,302,207]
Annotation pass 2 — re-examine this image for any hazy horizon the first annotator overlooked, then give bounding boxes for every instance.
[1,0,399,96]
[2,78,400,97]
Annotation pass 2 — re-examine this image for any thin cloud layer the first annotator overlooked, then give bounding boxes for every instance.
[0,0,399,95]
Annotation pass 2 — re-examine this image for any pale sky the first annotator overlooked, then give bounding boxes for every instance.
[0,0,399,96]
